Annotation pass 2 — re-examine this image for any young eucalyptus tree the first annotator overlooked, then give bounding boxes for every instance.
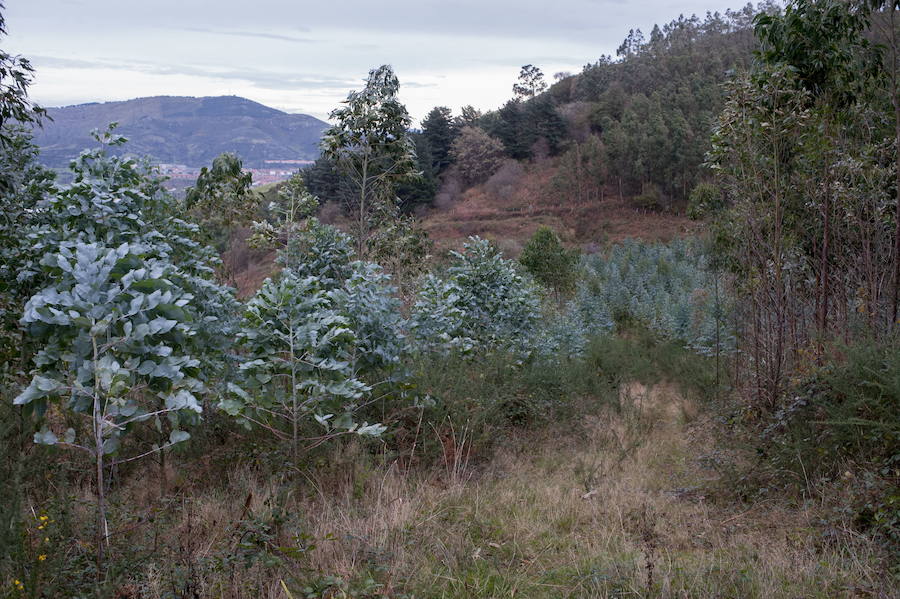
[410,237,541,354]
[224,272,376,456]
[321,65,418,258]
[232,196,406,453]
[13,128,235,568]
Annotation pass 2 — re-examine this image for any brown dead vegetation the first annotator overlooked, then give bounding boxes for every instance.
[421,160,697,257]
[111,382,891,598]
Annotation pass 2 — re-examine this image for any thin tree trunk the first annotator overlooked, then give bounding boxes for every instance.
[358,156,370,259]
[892,12,900,327]
[289,323,298,459]
[91,335,108,578]
[820,188,831,344]
[714,270,721,393]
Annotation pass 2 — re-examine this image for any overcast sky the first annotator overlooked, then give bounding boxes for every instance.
[9,0,733,124]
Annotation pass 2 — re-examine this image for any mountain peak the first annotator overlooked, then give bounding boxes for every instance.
[34,96,328,168]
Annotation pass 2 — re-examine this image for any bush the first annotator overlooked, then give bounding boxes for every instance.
[226,221,407,450]
[519,226,579,297]
[483,159,524,200]
[631,183,667,212]
[762,341,900,545]
[768,342,900,477]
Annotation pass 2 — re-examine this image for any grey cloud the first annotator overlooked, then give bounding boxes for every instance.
[32,54,360,93]
[401,81,438,89]
[179,27,319,44]
[11,0,727,45]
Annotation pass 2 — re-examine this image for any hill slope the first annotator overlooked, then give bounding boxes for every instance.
[31,95,329,168]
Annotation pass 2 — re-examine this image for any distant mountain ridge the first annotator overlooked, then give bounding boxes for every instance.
[31,95,329,168]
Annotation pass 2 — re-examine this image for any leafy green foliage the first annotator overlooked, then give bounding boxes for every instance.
[249,172,320,254]
[396,131,439,211]
[17,242,204,444]
[367,214,432,295]
[422,106,458,173]
[519,226,579,297]
[559,7,760,201]
[550,136,606,206]
[231,214,407,448]
[225,271,376,447]
[10,127,238,568]
[483,97,566,159]
[0,129,55,368]
[16,127,236,449]
[763,341,900,546]
[185,152,257,248]
[280,220,356,283]
[754,0,878,107]
[0,4,46,152]
[686,182,724,220]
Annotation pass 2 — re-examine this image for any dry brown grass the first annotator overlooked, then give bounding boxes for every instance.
[423,160,698,258]
[120,382,893,598]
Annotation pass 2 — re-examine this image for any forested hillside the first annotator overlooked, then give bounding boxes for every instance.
[302,3,767,245]
[2,1,899,597]
[31,96,328,168]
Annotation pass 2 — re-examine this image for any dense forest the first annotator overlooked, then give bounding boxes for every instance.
[1,1,900,597]
[305,3,765,214]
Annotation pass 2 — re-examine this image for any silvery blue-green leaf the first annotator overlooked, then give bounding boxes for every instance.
[102,436,120,455]
[136,360,156,375]
[168,430,190,444]
[95,355,120,392]
[218,399,244,416]
[227,382,251,401]
[165,389,201,412]
[64,428,76,444]
[34,428,58,445]
[14,376,61,405]
[356,423,387,437]
[35,375,62,392]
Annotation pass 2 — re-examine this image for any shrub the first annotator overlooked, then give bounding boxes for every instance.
[519,226,579,297]
[223,271,377,453]
[631,183,666,212]
[768,342,900,478]
[227,221,407,450]
[13,128,235,564]
[483,159,524,199]
[762,342,900,545]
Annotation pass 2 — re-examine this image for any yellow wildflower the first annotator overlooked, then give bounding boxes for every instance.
[13,579,24,590]
[38,554,47,561]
